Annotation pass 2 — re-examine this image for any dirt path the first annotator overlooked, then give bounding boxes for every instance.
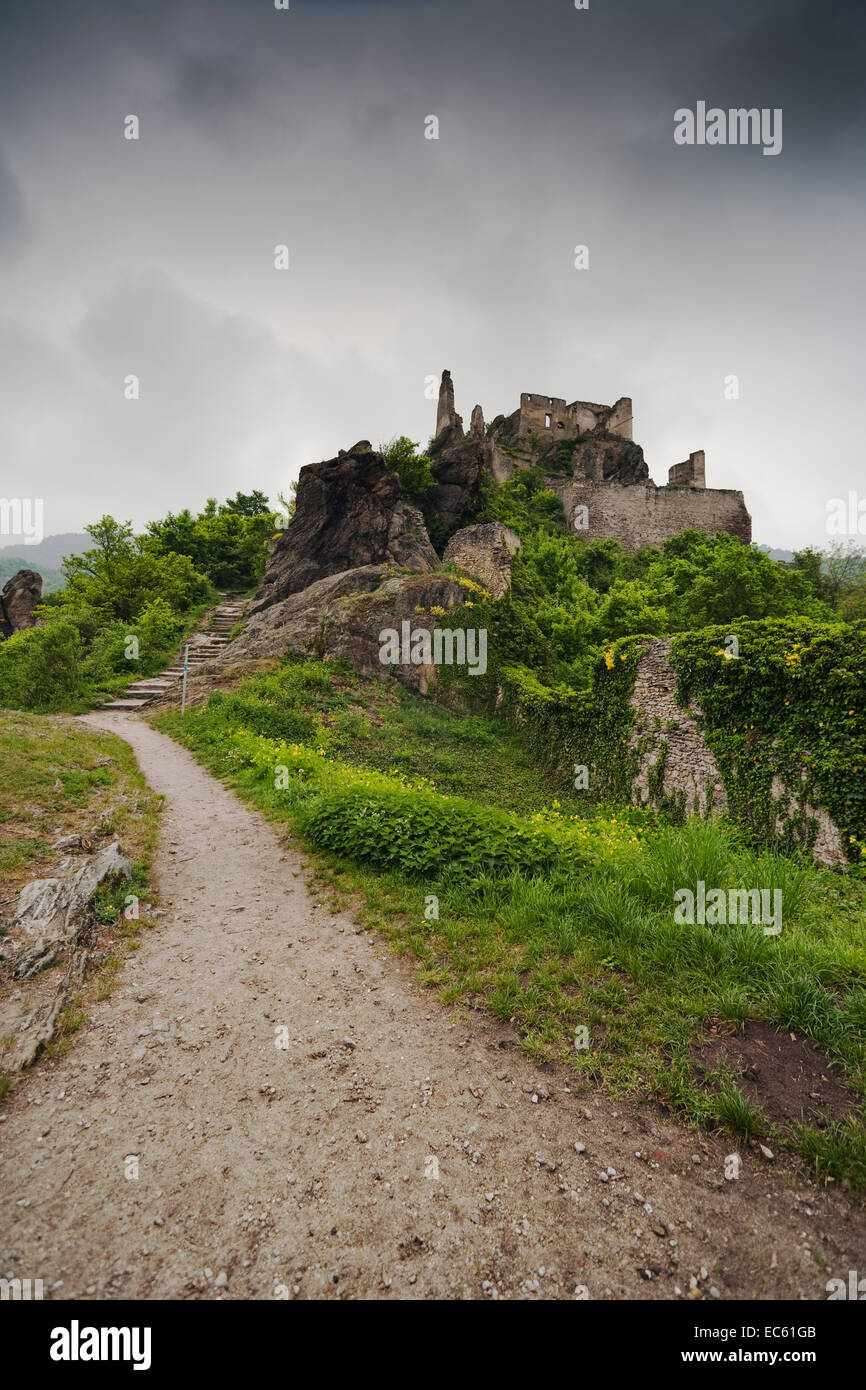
[1,714,863,1301]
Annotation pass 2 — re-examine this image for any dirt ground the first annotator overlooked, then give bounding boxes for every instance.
[1,713,863,1301]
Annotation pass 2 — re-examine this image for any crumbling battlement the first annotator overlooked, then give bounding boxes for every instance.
[517,391,633,442]
[429,370,751,549]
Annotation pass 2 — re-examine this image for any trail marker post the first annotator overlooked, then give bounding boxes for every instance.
[181,643,189,716]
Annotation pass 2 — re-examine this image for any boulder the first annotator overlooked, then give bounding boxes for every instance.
[252,445,437,612]
[226,565,471,694]
[0,568,42,637]
[443,522,521,599]
[0,839,132,1072]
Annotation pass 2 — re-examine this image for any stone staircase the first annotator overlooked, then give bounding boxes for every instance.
[99,598,243,712]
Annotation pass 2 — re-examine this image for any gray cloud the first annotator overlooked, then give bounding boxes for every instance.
[0,153,31,256]
[0,0,863,549]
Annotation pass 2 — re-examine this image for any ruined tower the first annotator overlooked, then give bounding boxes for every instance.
[435,369,462,438]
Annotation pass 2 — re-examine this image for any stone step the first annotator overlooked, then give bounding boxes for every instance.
[101,698,150,710]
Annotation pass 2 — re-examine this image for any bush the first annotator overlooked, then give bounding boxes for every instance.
[301,781,589,881]
[0,621,84,711]
[381,437,436,504]
[672,618,866,860]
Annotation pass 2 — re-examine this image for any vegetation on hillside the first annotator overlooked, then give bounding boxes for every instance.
[0,492,280,711]
[0,709,161,1083]
[155,654,866,1185]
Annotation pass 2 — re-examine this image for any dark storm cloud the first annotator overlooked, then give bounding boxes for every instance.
[0,0,863,549]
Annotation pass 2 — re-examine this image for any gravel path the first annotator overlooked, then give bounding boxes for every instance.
[1,714,863,1301]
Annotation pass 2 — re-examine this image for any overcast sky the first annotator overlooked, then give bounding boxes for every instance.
[1,0,864,551]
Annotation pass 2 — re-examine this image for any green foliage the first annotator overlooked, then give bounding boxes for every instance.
[57,516,211,627]
[0,620,84,712]
[81,599,185,679]
[303,781,589,881]
[479,466,566,536]
[0,516,212,711]
[381,436,437,505]
[145,494,278,590]
[671,619,866,862]
[158,656,866,1186]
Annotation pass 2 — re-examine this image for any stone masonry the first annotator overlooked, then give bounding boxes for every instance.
[429,371,751,550]
[629,639,845,865]
[629,639,728,818]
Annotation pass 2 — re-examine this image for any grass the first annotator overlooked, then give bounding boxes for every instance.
[152,653,866,1185]
[0,709,161,1086]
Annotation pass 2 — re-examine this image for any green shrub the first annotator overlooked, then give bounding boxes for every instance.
[381,436,436,504]
[0,621,85,711]
[301,782,590,881]
[672,619,866,860]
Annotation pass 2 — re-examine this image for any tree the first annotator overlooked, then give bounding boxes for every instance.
[381,437,436,504]
[219,490,271,517]
[59,516,211,626]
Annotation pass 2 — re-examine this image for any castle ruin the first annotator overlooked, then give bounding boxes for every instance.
[428,370,750,549]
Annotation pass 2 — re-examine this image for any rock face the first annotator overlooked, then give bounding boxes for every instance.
[0,568,42,637]
[435,369,463,440]
[572,434,649,485]
[0,839,132,1072]
[252,444,438,612]
[426,432,489,538]
[227,565,469,694]
[443,522,520,599]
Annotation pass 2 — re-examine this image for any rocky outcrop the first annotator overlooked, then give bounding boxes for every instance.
[0,839,132,1071]
[443,522,520,599]
[434,369,463,440]
[426,432,490,537]
[225,565,470,694]
[0,568,42,637]
[571,434,649,485]
[252,444,438,612]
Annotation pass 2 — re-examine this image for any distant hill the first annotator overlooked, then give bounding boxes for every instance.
[0,556,65,594]
[0,532,89,569]
[0,533,89,595]
[758,546,796,565]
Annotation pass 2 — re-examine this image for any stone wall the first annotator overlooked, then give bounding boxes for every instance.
[629,639,845,865]
[552,479,751,548]
[668,451,706,488]
[516,392,632,442]
[629,639,728,817]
